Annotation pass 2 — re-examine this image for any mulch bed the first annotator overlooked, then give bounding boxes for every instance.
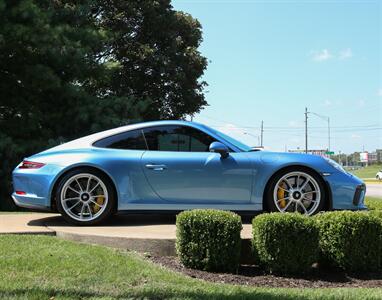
[150,256,382,288]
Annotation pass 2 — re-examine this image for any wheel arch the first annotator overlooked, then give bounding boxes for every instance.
[50,164,118,212]
[262,165,332,212]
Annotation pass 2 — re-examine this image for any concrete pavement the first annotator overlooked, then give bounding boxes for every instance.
[0,213,56,235]
[0,213,254,259]
[367,184,382,198]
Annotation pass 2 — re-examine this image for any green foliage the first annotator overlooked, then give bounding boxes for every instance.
[97,0,208,120]
[176,209,242,273]
[365,197,382,211]
[252,213,319,275]
[315,211,382,272]
[0,0,207,209]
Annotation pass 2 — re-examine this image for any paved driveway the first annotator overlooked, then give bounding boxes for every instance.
[367,184,382,198]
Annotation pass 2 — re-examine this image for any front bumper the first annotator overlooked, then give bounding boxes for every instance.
[326,171,367,210]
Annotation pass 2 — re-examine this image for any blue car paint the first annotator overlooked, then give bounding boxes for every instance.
[12,120,367,212]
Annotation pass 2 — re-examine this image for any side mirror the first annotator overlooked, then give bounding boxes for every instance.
[209,142,229,159]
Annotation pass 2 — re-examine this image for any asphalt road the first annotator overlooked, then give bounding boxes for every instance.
[367,184,382,198]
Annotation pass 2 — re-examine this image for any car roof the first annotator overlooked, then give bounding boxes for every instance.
[42,120,207,153]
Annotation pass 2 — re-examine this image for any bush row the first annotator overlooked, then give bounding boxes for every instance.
[176,209,382,274]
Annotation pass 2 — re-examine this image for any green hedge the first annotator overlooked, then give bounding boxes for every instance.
[315,211,382,272]
[365,197,382,211]
[252,213,319,275]
[176,209,242,273]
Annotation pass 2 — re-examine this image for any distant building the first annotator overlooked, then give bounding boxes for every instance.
[368,152,378,164]
[377,149,382,163]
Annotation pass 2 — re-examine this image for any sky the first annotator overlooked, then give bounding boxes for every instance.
[172,0,382,154]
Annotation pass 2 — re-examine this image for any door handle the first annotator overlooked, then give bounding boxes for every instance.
[145,164,167,171]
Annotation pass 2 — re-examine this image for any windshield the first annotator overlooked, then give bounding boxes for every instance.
[205,126,252,152]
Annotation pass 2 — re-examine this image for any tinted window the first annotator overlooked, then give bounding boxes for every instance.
[143,126,216,152]
[93,129,147,150]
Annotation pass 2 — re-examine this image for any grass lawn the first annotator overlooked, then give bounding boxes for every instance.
[349,164,382,179]
[0,235,381,300]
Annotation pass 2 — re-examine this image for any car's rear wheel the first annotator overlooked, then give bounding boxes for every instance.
[56,169,116,225]
[266,168,326,215]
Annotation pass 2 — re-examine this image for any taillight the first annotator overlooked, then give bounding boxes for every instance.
[19,160,45,169]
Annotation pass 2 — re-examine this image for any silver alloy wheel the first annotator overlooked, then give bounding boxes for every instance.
[273,171,321,215]
[60,173,109,222]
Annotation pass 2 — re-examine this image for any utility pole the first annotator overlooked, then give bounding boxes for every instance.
[260,120,264,147]
[328,117,331,153]
[305,107,308,154]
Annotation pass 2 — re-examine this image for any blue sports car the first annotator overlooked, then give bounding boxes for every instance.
[12,120,366,225]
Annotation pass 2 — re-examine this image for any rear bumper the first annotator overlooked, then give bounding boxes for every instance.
[12,193,51,211]
[12,163,65,211]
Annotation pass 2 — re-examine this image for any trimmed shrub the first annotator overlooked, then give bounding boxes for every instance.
[176,209,242,273]
[315,211,382,272]
[365,197,382,211]
[370,210,382,268]
[252,213,319,275]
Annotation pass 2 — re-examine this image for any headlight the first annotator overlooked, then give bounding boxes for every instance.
[324,157,346,173]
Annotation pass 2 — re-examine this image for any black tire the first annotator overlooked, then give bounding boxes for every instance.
[56,168,116,225]
[265,167,327,215]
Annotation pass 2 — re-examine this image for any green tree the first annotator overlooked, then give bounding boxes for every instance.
[0,0,207,210]
[96,0,208,119]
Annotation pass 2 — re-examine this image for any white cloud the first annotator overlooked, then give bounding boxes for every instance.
[311,49,333,62]
[351,134,361,140]
[358,99,366,107]
[310,48,353,62]
[322,99,332,107]
[339,48,353,60]
[378,89,382,97]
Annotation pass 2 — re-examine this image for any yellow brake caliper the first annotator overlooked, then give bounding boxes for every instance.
[277,183,287,209]
[93,196,105,213]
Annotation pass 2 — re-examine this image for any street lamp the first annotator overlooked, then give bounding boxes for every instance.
[305,108,331,155]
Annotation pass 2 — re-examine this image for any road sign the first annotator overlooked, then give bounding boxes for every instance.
[325,151,335,155]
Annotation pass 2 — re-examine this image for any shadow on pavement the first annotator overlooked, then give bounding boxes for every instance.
[27,213,255,227]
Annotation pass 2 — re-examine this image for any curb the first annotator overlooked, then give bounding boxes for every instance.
[54,229,254,263]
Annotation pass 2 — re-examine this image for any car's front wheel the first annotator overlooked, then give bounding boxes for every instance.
[56,168,116,225]
[266,168,326,215]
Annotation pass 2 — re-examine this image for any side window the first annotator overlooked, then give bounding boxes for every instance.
[93,129,147,150]
[143,126,216,152]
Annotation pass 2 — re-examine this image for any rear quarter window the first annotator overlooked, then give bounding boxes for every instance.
[93,129,147,150]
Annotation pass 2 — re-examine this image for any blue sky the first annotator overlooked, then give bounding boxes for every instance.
[172,0,381,154]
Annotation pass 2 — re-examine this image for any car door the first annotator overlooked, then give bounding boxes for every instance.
[140,125,253,204]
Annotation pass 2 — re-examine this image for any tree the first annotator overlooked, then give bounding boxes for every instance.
[96,0,208,119]
[0,0,208,210]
